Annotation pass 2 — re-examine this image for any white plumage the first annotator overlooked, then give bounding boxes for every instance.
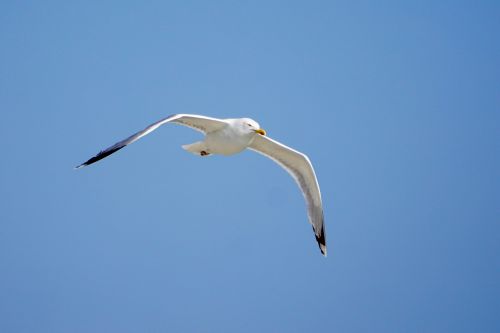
[77,114,327,256]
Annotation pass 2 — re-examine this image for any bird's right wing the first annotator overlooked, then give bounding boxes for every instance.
[76,114,227,168]
[249,134,326,256]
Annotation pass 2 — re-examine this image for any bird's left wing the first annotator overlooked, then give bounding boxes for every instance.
[76,114,227,168]
[249,134,327,256]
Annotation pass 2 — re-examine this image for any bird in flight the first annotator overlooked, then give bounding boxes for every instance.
[77,114,327,256]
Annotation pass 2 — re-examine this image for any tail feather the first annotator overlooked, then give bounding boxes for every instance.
[182,141,210,156]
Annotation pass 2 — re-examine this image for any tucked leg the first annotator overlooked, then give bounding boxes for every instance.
[182,141,211,156]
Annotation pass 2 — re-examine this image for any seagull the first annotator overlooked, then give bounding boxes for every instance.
[76,114,327,256]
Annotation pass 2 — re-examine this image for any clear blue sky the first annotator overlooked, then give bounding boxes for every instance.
[1,1,499,332]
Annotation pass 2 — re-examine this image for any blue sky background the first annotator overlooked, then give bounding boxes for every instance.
[1,1,499,332]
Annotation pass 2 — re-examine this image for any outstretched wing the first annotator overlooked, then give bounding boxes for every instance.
[249,134,326,256]
[76,114,227,168]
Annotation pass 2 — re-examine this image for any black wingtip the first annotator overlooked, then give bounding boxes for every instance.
[76,145,125,169]
[313,225,327,257]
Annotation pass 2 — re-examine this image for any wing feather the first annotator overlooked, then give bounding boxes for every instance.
[76,114,227,168]
[249,134,327,256]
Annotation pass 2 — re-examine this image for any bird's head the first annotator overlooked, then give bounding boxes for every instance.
[240,118,266,136]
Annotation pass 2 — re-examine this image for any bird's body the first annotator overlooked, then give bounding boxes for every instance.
[77,114,327,256]
[184,118,261,156]
[207,126,250,154]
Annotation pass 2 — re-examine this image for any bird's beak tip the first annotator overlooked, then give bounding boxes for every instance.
[255,129,266,136]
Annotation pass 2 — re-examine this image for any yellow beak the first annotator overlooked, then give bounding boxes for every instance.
[254,128,266,136]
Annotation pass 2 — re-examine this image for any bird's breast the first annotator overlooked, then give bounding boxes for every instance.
[205,128,253,156]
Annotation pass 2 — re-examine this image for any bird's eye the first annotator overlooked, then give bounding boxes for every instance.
[247,123,252,127]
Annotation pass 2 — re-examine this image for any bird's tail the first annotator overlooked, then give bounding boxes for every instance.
[182,141,211,156]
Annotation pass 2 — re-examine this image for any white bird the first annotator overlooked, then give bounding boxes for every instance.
[77,114,327,256]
